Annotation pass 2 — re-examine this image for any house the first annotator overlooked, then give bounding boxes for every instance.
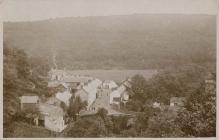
[74,79,102,108]
[100,80,118,89]
[20,95,39,110]
[170,97,186,107]
[48,83,67,92]
[122,78,132,89]
[111,78,134,105]
[48,68,66,81]
[38,103,66,132]
[89,88,111,111]
[110,85,124,105]
[61,75,93,84]
[45,96,62,107]
[48,69,94,92]
[205,72,216,95]
[48,81,62,88]
[56,89,72,106]
[109,82,131,105]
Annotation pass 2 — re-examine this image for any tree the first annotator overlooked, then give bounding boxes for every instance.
[66,116,107,137]
[67,96,87,120]
[143,112,185,137]
[16,49,31,79]
[176,87,216,137]
[23,107,40,125]
[97,108,108,119]
[96,108,114,136]
[60,101,67,113]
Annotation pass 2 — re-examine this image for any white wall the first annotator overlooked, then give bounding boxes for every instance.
[110,90,121,104]
[44,116,66,132]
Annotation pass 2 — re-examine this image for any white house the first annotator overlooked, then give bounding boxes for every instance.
[20,95,39,110]
[48,68,94,92]
[110,85,127,105]
[109,78,134,105]
[55,89,72,106]
[74,79,102,108]
[101,80,118,89]
[38,103,66,132]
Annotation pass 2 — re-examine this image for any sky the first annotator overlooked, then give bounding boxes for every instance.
[0,0,218,21]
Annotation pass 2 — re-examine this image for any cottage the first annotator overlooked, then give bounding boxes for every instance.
[38,103,66,132]
[74,79,102,108]
[20,95,39,110]
[110,83,131,105]
[110,85,125,105]
[56,89,72,106]
[45,96,62,106]
[122,78,132,89]
[101,80,118,89]
[48,68,94,91]
[170,97,186,107]
[89,89,111,111]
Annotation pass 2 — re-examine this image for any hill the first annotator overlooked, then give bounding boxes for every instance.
[3,14,216,69]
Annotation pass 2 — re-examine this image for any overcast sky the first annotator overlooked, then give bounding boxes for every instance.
[0,0,218,21]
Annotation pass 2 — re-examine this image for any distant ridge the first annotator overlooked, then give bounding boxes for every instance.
[4,13,216,23]
[3,14,216,70]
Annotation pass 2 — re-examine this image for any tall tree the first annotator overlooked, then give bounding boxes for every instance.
[67,96,87,120]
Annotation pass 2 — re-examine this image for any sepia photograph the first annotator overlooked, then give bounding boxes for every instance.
[1,0,217,138]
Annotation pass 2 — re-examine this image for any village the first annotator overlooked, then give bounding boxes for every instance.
[19,67,216,133]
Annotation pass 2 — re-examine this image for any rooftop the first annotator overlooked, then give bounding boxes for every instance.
[61,75,93,83]
[20,95,39,104]
[38,103,64,118]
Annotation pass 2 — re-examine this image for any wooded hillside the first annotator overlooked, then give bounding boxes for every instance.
[4,14,216,69]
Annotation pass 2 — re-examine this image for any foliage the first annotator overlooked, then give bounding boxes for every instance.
[126,64,206,112]
[97,108,108,119]
[142,111,185,137]
[3,43,51,137]
[66,116,107,137]
[176,84,216,137]
[4,15,216,70]
[67,96,87,120]
[4,121,54,138]
[60,101,68,112]
[111,116,130,134]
